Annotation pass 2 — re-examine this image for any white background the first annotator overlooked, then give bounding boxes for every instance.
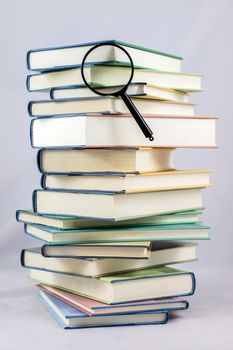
[0,0,233,349]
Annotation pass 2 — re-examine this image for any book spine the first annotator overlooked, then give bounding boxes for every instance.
[26,75,32,92]
[28,101,33,116]
[40,175,47,189]
[41,245,48,257]
[20,249,26,267]
[32,190,38,212]
[50,89,54,99]
[37,150,43,173]
[30,119,35,148]
[15,210,20,222]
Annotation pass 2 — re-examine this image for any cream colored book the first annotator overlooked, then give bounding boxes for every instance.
[29,97,195,117]
[51,83,189,103]
[32,187,205,220]
[27,65,202,92]
[22,242,198,277]
[38,148,174,174]
[42,169,212,193]
[29,266,195,304]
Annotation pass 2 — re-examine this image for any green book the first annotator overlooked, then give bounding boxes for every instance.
[24,222,209,244]
[16,209,202,230]
[29,266,195,304]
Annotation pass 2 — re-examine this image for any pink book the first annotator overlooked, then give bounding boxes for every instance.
[37,284,188,316]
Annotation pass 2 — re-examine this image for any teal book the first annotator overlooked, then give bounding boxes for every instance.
[27,39,182,72]
[24,222,209,244]
[16,209,202,230]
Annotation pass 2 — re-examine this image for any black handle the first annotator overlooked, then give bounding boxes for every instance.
[120,91,154,141]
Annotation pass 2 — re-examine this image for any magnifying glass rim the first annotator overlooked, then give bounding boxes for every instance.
[80,42,134,97]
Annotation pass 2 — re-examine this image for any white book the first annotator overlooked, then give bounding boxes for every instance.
[42,169,212,193]
[30,115,216,148]
[51,83,190,103]
[27,65,202,92]
[32,187,204,220]
[29,97,195,117]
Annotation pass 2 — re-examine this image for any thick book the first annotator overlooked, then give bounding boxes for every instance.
[29,266,196,304]
[37,148,175,175]
[41,169,212,193]
[38,284,189,316]
[27,65,202,92]
[42,241,152,259]
[27,39,182,72]
[38,291,169,329]
[32,187,204,220]
[51,83,189,103]
[21,242,197,277]
[30,115,216,149]
[16,209,201,230]
[25,222,208,244]
[29,97,195,117]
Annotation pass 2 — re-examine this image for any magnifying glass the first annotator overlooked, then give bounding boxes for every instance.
[81,42,154,141]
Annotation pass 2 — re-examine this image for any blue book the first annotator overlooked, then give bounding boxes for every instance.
[38,291,169,329]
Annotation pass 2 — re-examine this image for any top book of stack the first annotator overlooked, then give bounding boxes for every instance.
[27,39,183,72]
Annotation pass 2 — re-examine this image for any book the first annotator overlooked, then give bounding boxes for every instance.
[38,291,169,329]
[25,222,208,244]
[42,241,152,259]
[38,284,189,316]
[27,39,182,72]
[29,97,195,117]
[29,266,196,304]
[32,187,204,220]
[37,148,175,175]
[41,169,212,193]
[51,83,189,103]
[16,210,201,230]
[27,65,202,92]
[22,242,197,277]
[30,115,216,149]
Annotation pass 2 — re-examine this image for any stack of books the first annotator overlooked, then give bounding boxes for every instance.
[17,40,216,329]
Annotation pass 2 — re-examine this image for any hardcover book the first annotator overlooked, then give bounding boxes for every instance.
[38,290,169,329]
[30,115,216,149]
[29,266,196,304]
[16,209,201,230]
[51,83,189,103]
[38,284,189,316]
[27,39,182,72]
[27,65,202,92]
[32,187,205,220]
[41,169,212,193]
[24,222,208,244]
[21,242,197,277]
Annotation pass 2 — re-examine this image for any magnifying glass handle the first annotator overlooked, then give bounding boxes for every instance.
[120,92,154,141]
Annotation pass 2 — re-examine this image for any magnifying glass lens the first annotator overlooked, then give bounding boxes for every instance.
[81,44,133,95]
